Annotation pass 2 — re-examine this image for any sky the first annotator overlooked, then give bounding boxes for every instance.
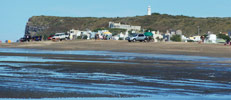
[1,0,231,42]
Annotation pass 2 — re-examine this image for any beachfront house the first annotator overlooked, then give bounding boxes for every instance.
[68,29,81,40]
[68,29,91,40]
[96,30,107,39]
[152,31,163,42]
[80,31,91,40]
[109,22,141,31]
[163,33,171,42]
[205,34,217,43]
[181,35,188,42]
[90,32,97,39]
[114,31,129,40]
[189,36,201,42]
[112,35,119,40]
[163,30,178,42]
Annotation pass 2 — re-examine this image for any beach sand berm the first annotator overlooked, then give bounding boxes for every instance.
[1,40,231,57]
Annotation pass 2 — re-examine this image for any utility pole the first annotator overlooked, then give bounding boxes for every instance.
[197,26,200,36]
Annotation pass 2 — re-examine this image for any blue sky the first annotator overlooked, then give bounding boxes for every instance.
[1,0,231,42]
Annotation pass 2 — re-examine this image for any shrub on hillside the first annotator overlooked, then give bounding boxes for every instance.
[217,34,230,41]
[171,35,181,42]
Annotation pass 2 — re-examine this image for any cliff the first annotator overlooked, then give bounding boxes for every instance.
[25,13,231,38]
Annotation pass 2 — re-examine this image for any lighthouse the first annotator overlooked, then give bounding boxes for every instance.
[147,6,151,15]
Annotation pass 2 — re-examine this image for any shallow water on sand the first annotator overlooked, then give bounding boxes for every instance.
[1,48,231,62]
[0,48,231,99]
[0,56,134,64]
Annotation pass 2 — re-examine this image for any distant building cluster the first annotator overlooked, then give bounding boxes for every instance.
[65,25,231,45]
[17,20,231,45]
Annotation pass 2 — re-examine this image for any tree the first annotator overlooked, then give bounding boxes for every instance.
[93,28,106,32]
[152,13,160,15]
[217,34,230,41]
[171,35,181,42]
[145,28,156,32]
[109,28,126,36]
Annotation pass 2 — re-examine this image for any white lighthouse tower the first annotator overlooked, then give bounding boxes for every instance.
[147,6,151,15]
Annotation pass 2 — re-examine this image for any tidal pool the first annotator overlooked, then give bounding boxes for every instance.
[1,48,231,62]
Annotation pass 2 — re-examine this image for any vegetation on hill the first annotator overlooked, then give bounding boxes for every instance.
[217,34,231,41]
[171,35,182,42]
[25,13,231,38]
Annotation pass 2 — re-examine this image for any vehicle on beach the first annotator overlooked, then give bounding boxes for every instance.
[47,35,54,40]
[52,33,68,41]
[32,36,42,41]
[128,33,147,42]
[19,37,26,42]
[19,35,31,42]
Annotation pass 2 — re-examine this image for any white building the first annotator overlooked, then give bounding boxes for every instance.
[68,29,91,40]
[152,31,163,42]
[189,36,201,42]
[68,29,81,40]
[163,30,171,41]
[176,30,183,35]
[206,34,217,43]
[109,22,141,31]
[148,6,151,16]
[181,35,188,42]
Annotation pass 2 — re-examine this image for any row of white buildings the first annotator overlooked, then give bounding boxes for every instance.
[66,22,139,40]
[149,30,221,43]
[63,21,229,43]
[67,29,129,41]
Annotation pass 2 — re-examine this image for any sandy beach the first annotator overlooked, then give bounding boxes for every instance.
[0,40,231,57]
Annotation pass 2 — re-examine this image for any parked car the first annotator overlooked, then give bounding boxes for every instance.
[125,37,129,40]
[19,35,31,42]
[52,33,68,41]
[47,35,54,40]
[32,36,42,41]
[19,37,26,42]
[128,33,147,42]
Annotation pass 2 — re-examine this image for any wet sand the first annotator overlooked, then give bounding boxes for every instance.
[0,48,231,99]
[0,41,231,99]
[0,40,231,57]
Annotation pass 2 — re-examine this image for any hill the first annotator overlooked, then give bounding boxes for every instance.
[25,13,231,39]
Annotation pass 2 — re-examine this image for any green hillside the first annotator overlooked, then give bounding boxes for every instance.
[25,13,231,38]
